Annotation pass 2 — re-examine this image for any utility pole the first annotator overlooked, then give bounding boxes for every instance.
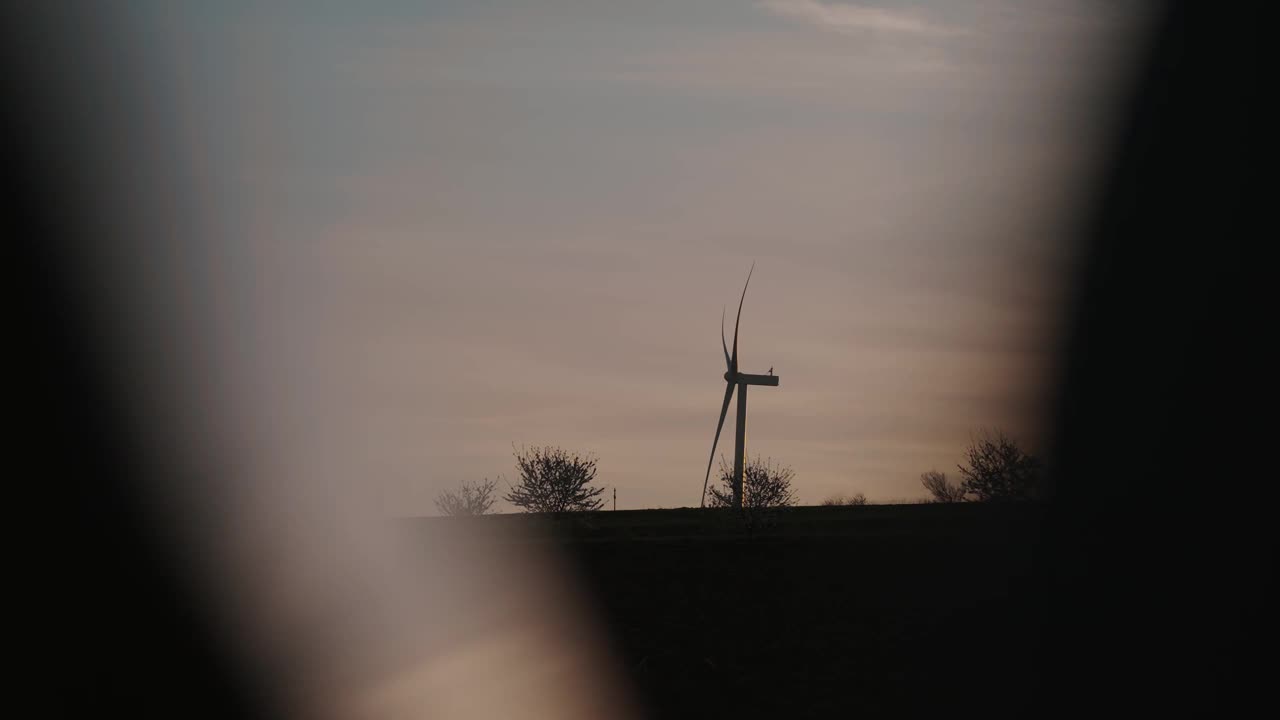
[613,487,617,511]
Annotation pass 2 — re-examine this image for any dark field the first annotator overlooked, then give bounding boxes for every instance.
[410,503,1047,718]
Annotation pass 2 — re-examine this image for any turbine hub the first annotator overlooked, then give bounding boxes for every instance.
[724,371,734,383]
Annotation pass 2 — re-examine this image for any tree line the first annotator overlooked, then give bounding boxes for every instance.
[435,445,604,516]
[920,429,1042,503]
[434,429,1041,515]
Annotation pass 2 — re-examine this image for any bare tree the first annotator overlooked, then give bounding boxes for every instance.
[434,478,499,516]
[505,445,605,513]
[921,470,967,503]
[822,492,868,506]
[707,455,797,509]
[957,430,1042,502]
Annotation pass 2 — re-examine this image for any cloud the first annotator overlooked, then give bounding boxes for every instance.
[758,0,959,36]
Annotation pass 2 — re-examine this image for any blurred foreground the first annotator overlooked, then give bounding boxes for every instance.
[406,503,1043,718]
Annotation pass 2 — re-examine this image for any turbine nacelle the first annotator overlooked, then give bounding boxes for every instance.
[724,371,780,386]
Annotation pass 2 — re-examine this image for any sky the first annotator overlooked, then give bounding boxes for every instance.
[147,0,1149,512]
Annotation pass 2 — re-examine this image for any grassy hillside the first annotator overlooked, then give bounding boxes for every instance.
[407,503,1046,718]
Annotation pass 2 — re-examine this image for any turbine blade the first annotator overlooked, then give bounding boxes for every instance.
[701,381,736,507]
[731,261,755,373]
[721,306,731,371]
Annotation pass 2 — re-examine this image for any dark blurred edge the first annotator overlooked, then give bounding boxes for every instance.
[6,6,274,719]
[8,2,1267,718]
[1032,1,1268,717]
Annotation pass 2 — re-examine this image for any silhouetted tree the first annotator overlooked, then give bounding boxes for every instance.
[707,455,797,509]
[957,430,1042,501]
[921,469,967,503]
[435,478,499,516]
[505,445,605,513]
[822,492,868,506]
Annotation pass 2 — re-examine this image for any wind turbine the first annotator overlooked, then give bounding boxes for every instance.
[701,263,780,509]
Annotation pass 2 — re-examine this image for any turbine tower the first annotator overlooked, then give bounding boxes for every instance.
[701,263,779,509]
